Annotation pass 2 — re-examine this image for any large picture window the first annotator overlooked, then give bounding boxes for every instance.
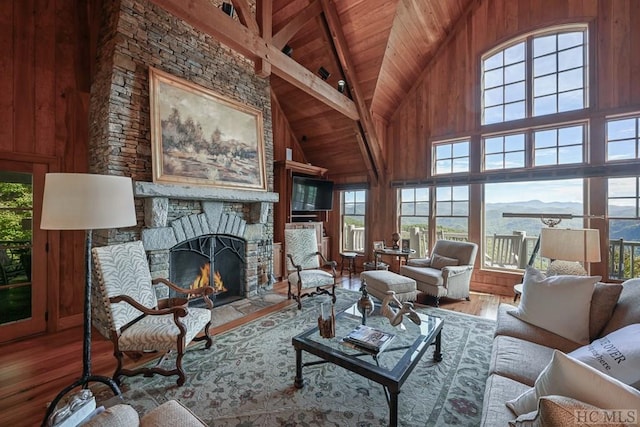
[484,179,584,271]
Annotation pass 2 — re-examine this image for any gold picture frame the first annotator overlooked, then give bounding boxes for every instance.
[149,67,266,191]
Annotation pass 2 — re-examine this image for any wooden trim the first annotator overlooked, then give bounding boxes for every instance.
[275,159,328,176]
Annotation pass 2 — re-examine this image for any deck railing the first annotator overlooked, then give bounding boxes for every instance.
[608,238,640,280]
[342,227,640,279]
[343,225,365,252]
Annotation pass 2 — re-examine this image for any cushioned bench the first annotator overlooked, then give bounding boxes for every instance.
[360,270,417,303]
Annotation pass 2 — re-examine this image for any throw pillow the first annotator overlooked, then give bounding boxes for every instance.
[568,323,640,385]
[506,350,640,417]
[509,266,599,345]
[589,282,623,340]
[509,395,629,427]
[430,253,459,270]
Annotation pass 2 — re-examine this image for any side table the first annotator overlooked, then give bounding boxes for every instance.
[513,283,523,302]
[339,252,358,278]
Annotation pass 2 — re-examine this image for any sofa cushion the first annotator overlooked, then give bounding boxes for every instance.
[568,323,640,385]
[601,278,640,337]
[399,265,443,287]
[480,374,531,427]
[506,350,640,417]
[589,282,623,340]
[490,335,555,386]
[509,266,599,345]
[495,304,582,353]
[430,253,459,269]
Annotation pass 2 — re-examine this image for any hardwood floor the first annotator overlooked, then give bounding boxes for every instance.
[0,274,514,427]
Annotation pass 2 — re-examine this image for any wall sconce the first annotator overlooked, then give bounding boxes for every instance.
[318,67,330,81]
[221,2,234,16]
[337,80,346,93]
[282,45,293,57]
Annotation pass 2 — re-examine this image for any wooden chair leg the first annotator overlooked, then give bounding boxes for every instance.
[193,321,213,349]
[175,351,186,386]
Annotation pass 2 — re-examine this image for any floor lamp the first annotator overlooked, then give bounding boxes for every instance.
[40,173,137,426]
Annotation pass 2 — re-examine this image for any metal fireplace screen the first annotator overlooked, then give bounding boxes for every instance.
[169,234,246,306]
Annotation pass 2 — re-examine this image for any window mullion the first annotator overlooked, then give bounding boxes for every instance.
[526,36,533,119]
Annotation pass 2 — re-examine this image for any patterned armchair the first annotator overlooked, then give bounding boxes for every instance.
[91,241,214,386]
[284,228,337,309]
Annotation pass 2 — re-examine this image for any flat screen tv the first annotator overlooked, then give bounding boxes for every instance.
[291,176,334,211]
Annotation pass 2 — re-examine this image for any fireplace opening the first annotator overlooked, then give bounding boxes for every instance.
[169,234,246,307]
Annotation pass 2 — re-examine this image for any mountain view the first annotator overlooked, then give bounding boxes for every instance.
[485,200,640,241]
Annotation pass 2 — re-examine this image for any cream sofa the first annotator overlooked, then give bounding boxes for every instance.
[480,278,640,425]
[400,239,478,306]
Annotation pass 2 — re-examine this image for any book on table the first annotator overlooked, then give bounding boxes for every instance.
[343,324,396,354]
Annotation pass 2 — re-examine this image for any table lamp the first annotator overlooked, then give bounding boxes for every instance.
[40,173,136,425]
[540,227,601,276]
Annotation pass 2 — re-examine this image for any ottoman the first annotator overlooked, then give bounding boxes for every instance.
[360,270,417,303]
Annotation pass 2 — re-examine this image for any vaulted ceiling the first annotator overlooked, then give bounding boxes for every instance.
[150,0,476,182]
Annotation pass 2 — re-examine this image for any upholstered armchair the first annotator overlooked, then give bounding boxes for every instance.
[400,239,478,306]
[91,241,214,386]
[284,228,337,309]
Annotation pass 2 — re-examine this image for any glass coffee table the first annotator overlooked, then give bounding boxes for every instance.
[292,302,444,426]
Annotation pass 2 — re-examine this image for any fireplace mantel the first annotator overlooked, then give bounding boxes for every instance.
[134,181,279,203]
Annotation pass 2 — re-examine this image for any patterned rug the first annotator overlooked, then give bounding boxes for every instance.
[109,289,496,426]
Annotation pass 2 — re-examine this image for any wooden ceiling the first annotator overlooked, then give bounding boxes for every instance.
[150,0,476,182]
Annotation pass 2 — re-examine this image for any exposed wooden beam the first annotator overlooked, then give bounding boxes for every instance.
[272,0,322,49]
[255,0,272,78]
[320,0,384,183]
[148,0,358,120]
[231,0,259,34]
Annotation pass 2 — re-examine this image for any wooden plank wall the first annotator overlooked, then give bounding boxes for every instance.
[1,0,92,331]
[381,0,640,295]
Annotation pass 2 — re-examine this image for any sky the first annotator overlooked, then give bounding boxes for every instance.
[484,177,637,206]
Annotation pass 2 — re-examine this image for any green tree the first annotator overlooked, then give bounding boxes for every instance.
[0,182,32,242]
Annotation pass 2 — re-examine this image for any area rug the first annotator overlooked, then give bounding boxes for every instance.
[109,289,496,426]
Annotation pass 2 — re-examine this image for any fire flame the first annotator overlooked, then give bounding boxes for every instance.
[213,270,226,292]
[191,262,227,293]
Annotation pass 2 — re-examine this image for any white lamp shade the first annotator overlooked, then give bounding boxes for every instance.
[40,173,137,230]
[540,227,601,263]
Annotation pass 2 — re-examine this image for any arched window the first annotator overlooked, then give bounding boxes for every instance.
[482,26,588,125]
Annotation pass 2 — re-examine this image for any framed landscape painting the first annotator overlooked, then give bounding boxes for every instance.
[149,67,267,191]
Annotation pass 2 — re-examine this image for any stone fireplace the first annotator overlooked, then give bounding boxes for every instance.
[134,182,278,300]
[87,0,278,301]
